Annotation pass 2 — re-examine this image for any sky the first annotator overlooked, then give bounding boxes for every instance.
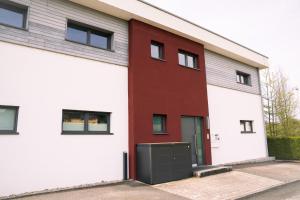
[145,0,300,117]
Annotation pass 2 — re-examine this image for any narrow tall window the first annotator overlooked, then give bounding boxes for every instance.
[153,114,167,134]
[0,105,19,134]
[66,20,112,50]
[236,71,251,86]
[0,1,27,29]
[240,120,254,133]
[151,41,164,59]
[178,50,198,69]
[62,110,111,134]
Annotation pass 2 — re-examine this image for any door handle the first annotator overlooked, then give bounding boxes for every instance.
[194,134,198,156]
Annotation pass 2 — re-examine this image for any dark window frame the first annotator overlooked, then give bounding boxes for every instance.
[0,105,19,135]
[236,71,251,86]
[178,50,199,69]
[0,1,28,30]
[61,109,112,135]
[66,20,113,51]
[153,114,167,134]
[150,41,165,60]
[240,120,255,134]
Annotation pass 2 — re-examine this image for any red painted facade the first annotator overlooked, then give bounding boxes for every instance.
[128,20,211,179]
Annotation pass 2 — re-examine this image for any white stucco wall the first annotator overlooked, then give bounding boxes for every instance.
[207,84,268,165]
[0,41,128,197]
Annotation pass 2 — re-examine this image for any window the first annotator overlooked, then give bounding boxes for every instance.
[62,110,111,134]
[66,20,112,50]
[151,41,164,60]
[153,114,167,134]
[0,105,19,134]
[236,71,251,86]
[178,50,198,69]
[0,1,27,29]
[240,120,254,133]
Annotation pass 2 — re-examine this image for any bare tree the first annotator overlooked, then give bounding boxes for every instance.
[261,69,277,136]
[261,69,299,136]
[274,71,298,135]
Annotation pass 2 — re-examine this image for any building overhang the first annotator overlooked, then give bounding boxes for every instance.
[69,0,269,69]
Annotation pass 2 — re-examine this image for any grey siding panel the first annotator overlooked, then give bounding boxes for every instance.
[205,50,260,95]
[1,0,128,66]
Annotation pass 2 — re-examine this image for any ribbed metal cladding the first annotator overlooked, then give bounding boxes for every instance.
[0,0,128,66]
[205,49,261,95]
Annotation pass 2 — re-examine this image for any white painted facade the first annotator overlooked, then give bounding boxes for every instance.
[0,41,128,197]
[0,0,269,197]
[208,84,268,165]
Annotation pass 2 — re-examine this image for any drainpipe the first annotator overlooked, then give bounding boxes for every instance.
[123,152,128,180]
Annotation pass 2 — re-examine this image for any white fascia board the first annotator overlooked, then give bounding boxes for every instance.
[69,0,269,69]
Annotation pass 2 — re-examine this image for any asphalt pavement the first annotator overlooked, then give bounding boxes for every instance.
[240,180,300,200]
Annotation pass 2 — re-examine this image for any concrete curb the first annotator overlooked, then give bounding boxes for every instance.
[224,157,275,166]
[0,180,131,200]
[276,159,300,163]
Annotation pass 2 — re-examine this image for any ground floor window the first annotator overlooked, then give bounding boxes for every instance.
[153,114,167,134]
[62,110,111,135]
[240,120,254,133]
[0,105,19,134]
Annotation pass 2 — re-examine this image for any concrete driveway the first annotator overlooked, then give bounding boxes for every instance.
[154,161,300,200]
[8,161,300,200]
[241,180,300,200]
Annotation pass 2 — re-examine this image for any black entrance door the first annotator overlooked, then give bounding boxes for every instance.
[181,116,204,166]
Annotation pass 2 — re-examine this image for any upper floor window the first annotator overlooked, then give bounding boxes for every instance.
[62,110,111,135]
[236,71,251,86]
[178,50,198,69]
[0,105,19,134]
[240,120,254,133]
[0,1,27,29]
[151,41,164,60]
[66,20,113,50]
[153,114,167,134]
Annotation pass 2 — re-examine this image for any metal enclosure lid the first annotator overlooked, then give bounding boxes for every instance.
[137,142,190,146]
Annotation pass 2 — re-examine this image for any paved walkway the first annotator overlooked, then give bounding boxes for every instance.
[154,161,300,200]
[8,161,300,200]
[13,181,189,200]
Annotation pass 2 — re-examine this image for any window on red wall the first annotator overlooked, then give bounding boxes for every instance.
[178,50,198,69]
[151,41,164,60]
[153,114,167,134]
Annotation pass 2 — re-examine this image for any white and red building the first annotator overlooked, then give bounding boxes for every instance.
[0,0,268,197]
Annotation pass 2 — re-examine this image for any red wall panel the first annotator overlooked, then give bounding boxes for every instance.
[129,20,211,179]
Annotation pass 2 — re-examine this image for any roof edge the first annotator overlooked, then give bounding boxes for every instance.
[69,0,269,69]
[139,0,268,59]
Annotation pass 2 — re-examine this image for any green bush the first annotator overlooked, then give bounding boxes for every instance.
[268,136,300,160]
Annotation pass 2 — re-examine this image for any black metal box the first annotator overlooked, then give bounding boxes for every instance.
[137,142,192,184]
